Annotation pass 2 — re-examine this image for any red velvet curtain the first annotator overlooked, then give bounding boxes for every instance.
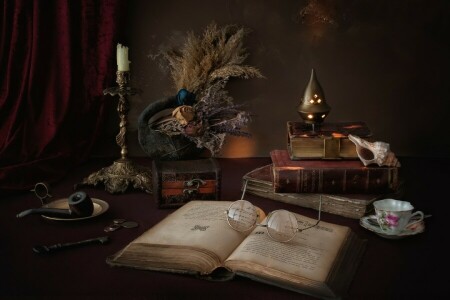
[0,0,127,194]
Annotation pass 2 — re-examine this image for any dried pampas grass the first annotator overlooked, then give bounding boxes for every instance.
[161,22,264,96]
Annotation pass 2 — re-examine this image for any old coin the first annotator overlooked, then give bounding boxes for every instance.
[121,221,139,229]
[104,223,121,232]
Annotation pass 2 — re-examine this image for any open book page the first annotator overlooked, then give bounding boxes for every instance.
[108,201,251,274]
[224,213,349,286]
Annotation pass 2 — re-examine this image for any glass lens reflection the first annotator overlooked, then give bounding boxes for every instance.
[266,210,299,242]
[226,200,258,232]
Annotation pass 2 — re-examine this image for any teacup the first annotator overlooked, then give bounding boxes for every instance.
[373,199,424,235]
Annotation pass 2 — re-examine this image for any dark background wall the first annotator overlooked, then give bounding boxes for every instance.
[101,0,450,158]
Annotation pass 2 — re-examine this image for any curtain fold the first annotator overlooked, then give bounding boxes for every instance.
[0,0,127,194]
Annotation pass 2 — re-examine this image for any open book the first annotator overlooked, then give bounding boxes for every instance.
[107,201,366,299]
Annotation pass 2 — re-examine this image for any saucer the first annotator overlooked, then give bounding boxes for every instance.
[41,198,109,221]
[360,215,424,239]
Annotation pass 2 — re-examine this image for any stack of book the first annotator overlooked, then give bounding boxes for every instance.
[244,121,402,219]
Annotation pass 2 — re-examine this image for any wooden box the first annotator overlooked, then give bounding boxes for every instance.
[152,158,221,208]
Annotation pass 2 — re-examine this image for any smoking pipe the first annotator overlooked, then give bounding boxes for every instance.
[16,191,94,218]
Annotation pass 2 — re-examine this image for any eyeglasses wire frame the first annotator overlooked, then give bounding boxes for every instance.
[226,179,322,242]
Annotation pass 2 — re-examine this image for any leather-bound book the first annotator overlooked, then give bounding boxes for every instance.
[287,121,372,160]
[271,150,399,194]
[242,164,397,219]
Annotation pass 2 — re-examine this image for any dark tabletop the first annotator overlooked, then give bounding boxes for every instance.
[1,157,447,299]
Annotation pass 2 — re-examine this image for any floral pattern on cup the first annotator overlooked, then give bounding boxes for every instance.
[376,211,400,230]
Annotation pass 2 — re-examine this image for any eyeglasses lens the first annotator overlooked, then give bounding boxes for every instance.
[227,200,258,232]
[267,210,298,242]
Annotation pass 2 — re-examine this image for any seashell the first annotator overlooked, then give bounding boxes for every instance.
[348,134,400,167]
[172,105,195,126]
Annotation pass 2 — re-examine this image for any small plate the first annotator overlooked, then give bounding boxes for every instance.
[360,215,424,239]
[41,198,109,221]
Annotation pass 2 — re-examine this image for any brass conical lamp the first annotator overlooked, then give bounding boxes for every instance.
[298,69,331,125]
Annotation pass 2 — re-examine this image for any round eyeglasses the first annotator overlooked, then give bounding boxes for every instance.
[225,180,322,242]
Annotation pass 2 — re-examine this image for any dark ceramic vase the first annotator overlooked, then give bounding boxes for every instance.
[137,92,205,161]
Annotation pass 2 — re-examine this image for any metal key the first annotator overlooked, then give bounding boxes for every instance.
[33,236,109,254]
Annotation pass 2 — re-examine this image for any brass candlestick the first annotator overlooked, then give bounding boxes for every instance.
[77,71,152,194]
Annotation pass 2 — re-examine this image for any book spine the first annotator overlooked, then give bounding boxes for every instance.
[273,166,398,194]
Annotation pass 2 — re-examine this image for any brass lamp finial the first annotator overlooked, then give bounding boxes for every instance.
[298,69,331,125]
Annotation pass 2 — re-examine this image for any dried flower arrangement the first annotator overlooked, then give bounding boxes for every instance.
[154,22,264,156]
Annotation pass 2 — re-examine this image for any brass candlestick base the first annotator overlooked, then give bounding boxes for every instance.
[77,71,152,194]
[78,158,152,194]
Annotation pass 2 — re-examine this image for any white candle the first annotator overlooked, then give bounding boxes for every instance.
[117,43,130,71]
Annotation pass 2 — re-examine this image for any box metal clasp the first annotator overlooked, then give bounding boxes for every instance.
[183,179,206,195]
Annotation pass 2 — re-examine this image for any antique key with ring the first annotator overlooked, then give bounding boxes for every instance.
[31,182,52,205]
[183,178,206,196]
